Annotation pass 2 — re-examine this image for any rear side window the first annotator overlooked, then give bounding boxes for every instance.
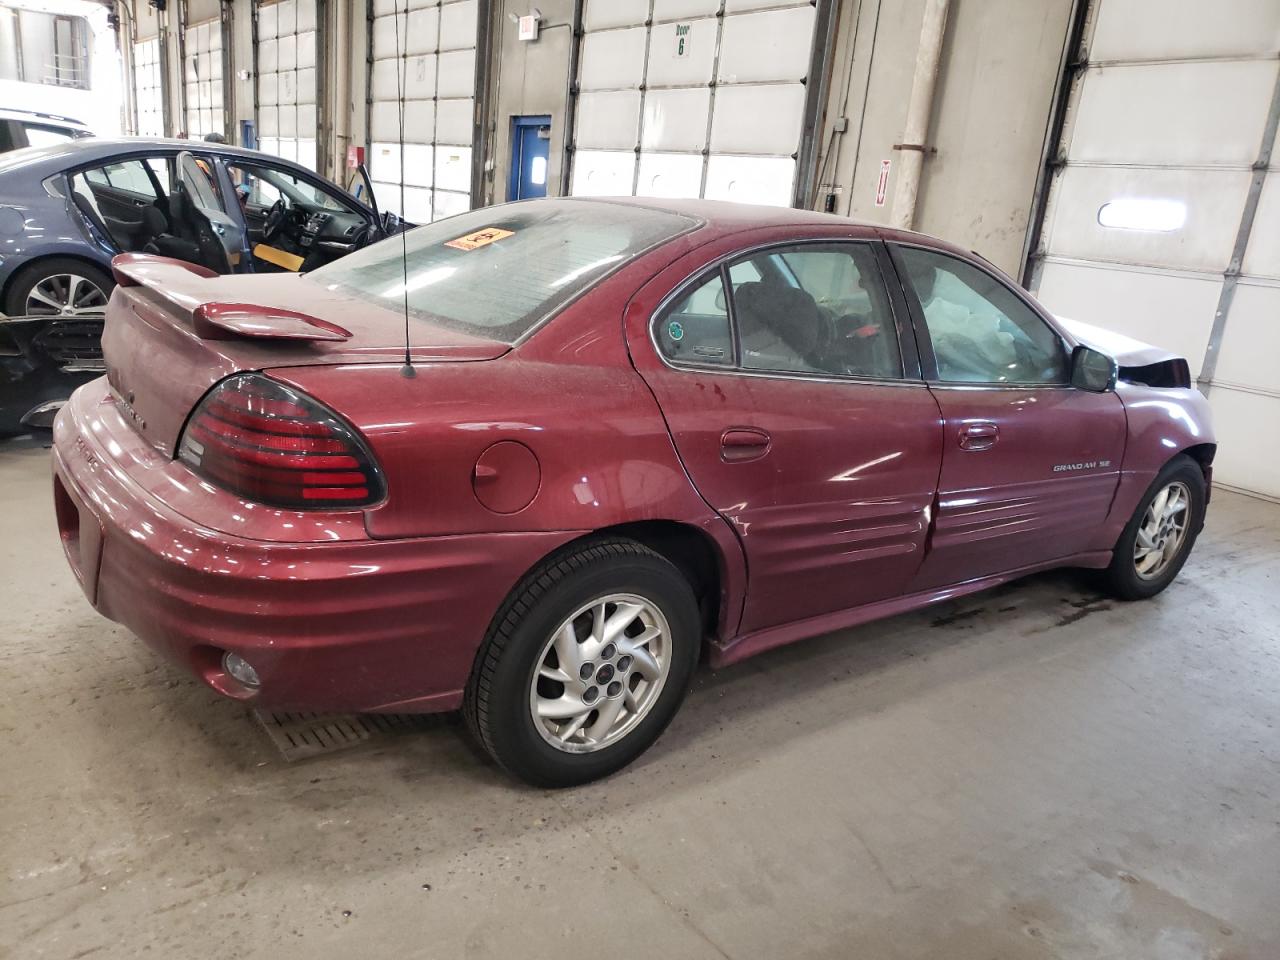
[308,199,697,344]
[146,158,170,194]
[83,159,159,199]
[654,242,903,381]
[657,272,734,366]
[731,244,901,379]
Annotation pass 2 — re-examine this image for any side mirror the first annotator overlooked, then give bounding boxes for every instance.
[380,210,401,236]
[1070,345,1117,392]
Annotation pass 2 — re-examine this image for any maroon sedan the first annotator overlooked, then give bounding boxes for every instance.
[51,198,1215,786]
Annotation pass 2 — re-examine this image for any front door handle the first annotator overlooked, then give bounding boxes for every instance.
[958,422,999,451]
[721,427,771,463]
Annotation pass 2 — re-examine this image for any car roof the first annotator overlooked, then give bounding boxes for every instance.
[6,136,301,163]
[0,107,90,128]
[598,195,855,231]
[558,195,952,249]
[0,136,330,183]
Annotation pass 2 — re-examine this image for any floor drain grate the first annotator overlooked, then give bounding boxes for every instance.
[254,710,442,761]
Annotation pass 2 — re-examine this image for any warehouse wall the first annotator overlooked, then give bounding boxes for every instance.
[231,0,255,139]
[1030,0,1280,499]
[816,0,1074,275]
[483,0,576,207]
[116,0,1073,278]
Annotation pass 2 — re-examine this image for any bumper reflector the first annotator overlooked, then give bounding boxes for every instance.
[223,651,261,688]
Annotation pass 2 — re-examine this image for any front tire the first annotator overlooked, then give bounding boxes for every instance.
[464,539,700,787]
[1101,454,1206,600]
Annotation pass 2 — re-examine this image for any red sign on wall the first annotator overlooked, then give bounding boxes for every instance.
[875,159,891,207]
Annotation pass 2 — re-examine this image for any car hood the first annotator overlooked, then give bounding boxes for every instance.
[1055,315,1184,368]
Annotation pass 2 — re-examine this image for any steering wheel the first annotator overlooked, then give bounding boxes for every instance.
[348,221,375,250]
[262,196,289,242]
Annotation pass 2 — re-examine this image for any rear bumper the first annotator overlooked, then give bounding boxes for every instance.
[51,385,577,713]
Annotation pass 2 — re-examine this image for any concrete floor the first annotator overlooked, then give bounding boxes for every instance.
[1,436,1277,960]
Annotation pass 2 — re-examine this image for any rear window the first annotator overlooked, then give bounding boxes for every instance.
[306,199,697,344]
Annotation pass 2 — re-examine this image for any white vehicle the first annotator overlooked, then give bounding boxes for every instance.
[0,108,93,153]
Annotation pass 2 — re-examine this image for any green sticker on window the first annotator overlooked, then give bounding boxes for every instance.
[668,320,684,342]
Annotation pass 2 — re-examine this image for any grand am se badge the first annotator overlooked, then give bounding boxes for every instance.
[1053,460,1112,473]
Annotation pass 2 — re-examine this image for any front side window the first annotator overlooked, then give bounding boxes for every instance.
[897,247,1066,384]
[228,162,348,214]
[729,244,901,380]
[656,272,733,367]
[309,199,697,344]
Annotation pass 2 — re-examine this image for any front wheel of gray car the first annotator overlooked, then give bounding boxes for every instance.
[3,258,113,319]
[1101,454,1206,601]
[464,538,701,787]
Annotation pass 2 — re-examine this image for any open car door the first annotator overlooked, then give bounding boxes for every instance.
[175,151,245,274]
[346,163,404,235]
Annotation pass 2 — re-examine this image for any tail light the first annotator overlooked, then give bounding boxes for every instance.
[178,373,385,509]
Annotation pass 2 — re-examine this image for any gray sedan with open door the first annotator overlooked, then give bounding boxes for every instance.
[0,138,401,434]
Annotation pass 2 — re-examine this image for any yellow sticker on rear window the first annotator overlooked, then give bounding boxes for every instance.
[444,227,514,251]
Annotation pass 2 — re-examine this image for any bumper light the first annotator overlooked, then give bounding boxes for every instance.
[222,651,261,688]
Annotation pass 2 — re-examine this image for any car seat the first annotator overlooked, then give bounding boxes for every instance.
[733,280,830,370]
[71,191,166,254]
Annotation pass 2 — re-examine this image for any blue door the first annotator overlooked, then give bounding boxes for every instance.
[509,116,551,200]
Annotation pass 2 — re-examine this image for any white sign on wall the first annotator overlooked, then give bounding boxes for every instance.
[674,23,690,59]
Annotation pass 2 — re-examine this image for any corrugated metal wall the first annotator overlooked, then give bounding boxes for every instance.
[1031,0,1280,498]
[367,0,479,222]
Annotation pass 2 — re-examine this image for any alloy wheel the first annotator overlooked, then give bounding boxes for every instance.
[1133,480,1191,580]
[24,274,109,318]
[529,593,671,754]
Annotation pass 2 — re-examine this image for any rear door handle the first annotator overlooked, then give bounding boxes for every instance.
[958,422,999,451]
[721,427,771,463]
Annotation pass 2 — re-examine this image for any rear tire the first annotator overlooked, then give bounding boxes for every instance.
[1101,455,1205,601]
[3,258,113,319]
[464,538,700,788]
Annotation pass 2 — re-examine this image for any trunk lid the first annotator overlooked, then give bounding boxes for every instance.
[102,255,508,456]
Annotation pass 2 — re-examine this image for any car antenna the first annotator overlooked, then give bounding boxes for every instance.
[393,0,414,378]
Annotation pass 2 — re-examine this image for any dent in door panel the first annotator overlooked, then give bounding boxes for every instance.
[914,387,1126,588]
[934,474,1119,549]
[730,495,933,626]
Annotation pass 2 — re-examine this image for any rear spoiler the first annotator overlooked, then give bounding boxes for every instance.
[109,253,352,343]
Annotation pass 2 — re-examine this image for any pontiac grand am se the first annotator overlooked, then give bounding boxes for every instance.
[50,197,1214,786]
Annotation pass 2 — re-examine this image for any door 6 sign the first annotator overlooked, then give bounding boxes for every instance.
[674,23,691,58]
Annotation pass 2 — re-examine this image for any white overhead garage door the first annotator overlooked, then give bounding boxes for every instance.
[368,0,478,223]
[570,0,818,207]
[131,36,164,137]
[183,17,224,139]
[1031,0,1280,499]
[255,0,318,169]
